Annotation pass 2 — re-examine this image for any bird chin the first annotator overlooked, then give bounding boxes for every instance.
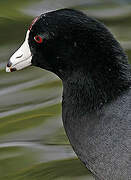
[6,30,32,72]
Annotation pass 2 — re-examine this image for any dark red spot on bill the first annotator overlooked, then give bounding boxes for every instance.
[10,68,17,72]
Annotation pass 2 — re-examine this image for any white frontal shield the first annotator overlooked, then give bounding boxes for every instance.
[6,30,32,72]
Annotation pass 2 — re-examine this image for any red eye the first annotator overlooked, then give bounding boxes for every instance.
[34,35,43,43]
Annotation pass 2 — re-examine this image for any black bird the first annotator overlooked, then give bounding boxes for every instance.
[6,9,131,180]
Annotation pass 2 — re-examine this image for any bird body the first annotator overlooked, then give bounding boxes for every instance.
[63,81,131,180]
[6,9,131,180]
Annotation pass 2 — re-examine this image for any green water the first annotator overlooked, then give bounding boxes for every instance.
[0,0,131,179]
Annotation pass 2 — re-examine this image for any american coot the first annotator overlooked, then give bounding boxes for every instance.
[6,9,131,180]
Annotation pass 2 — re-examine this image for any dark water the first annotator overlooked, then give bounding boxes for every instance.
[0,0,131,179]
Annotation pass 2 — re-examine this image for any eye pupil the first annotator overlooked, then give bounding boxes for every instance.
[34,35,43,43]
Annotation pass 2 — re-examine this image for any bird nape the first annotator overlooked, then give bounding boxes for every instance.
[6,9,131,180]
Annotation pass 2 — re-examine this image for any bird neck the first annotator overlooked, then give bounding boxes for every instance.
[62,68,131,113]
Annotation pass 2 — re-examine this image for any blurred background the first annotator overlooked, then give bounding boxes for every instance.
[0,0,131,179]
